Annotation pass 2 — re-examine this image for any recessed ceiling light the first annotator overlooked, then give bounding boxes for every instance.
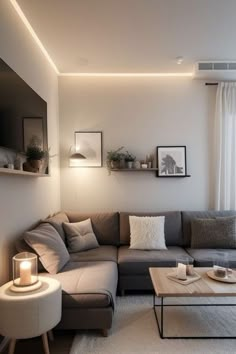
[176,56,184,65]
[78,57,89,66]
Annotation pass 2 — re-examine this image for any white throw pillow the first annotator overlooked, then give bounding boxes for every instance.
[129,216,166,250]
[63,218,99,253]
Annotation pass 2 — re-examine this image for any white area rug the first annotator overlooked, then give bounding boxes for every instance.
[70,295,236,354]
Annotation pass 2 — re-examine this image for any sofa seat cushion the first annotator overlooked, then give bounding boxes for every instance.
[40,261,118,309]
[118,246,193,275]
[70,246,117,263]
[186,248,236,267]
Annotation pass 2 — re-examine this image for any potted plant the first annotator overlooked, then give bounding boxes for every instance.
[124,151,136,168]
[106,146,124,169]
[23,136,47,173]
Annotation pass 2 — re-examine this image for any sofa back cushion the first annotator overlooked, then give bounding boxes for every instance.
[120,211,182,246]
[42,211,69,243]
[66,212,120,246]
[182,210,236,247]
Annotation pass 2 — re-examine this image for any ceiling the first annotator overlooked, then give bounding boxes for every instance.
[17,0,236,74]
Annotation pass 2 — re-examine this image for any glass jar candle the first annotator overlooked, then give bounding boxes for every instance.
[13,252,38,287]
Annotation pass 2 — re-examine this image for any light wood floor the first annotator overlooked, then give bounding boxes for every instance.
[2,331,75,354]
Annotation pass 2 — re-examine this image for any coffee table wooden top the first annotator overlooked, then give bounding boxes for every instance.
[149,267,236,297]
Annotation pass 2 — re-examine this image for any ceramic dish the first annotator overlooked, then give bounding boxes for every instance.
[207,270,236,283]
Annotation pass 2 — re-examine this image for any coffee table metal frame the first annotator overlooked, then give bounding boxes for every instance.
[153,293,236,339]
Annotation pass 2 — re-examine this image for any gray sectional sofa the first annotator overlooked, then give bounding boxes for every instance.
[16,209,236,336]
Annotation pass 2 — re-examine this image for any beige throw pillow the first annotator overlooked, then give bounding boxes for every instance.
[129,216,166,250]
[24,222,70,274]
[63,218,99,253]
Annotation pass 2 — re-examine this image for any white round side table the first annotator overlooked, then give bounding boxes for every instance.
[0,276,62,354]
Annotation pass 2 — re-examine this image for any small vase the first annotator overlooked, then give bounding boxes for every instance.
[127,161,133,169]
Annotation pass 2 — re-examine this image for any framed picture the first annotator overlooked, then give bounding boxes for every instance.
[70,131,103,167]
[23,117,44,151]
[156,146,187,177]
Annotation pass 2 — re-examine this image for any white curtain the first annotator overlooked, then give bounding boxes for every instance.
[214,82,236,210]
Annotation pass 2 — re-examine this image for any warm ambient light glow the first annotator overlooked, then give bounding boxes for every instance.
[60,72,193,78]
[11,1,194,78]
[10,0,59,74]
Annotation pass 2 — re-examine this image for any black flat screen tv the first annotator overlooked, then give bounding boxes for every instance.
[0,58,47,155]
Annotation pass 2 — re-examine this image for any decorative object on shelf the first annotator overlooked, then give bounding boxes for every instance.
[146,154,154,168]
[141,163,148,169]
[134,160,141,169]
[106,146,124,170]
[156,146,190,177]
[14,153,23,170]
[11,252,42,292]
[70,131,102,167]
[23,136,47,173]
[124,151,136,168]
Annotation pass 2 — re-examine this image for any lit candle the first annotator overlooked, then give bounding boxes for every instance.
[177,263,187,280]
[19,260,32,285]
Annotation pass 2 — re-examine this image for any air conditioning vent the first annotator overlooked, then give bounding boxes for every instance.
[195,61,236,80]
[198,63,213,70]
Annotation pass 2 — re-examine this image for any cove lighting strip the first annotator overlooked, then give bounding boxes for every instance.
[10,0,59,74]
[59,73,193,77]
[11,0,193,78]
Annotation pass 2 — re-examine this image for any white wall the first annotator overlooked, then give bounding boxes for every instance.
[59,77,215,213]
[0,1,60,285]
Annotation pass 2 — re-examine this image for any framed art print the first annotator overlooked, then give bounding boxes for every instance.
[156,146,187,177]
[70,131,102,167]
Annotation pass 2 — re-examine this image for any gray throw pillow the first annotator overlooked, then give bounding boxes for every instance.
[24,222,70,274]
[191,216,236,249]
[41,211,69,243]
[63,218,99,253]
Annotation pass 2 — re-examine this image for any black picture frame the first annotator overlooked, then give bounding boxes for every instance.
[156,146,188,177]
[70,131,103,167]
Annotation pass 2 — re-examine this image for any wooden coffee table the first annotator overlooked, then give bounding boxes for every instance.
[149,267,236,339]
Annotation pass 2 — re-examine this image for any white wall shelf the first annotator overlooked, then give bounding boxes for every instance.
[0,168,49,177]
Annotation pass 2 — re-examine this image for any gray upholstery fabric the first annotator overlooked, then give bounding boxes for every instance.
[118,246,193,275]
[63,219,99,252]
[42,212,69,243]
[66,212,119,245]
[185,248,236,268]
[182,210,236,247]
[70,246,117,263]
[191,216,236,249]
[119,211,182,246]
[40,261,118,309]
[56,307,113,330]
[24,223,70,274]
[119,275,154,291]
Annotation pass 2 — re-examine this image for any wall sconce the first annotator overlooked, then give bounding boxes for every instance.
[69,145,87,167]
[11,252,42,292]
